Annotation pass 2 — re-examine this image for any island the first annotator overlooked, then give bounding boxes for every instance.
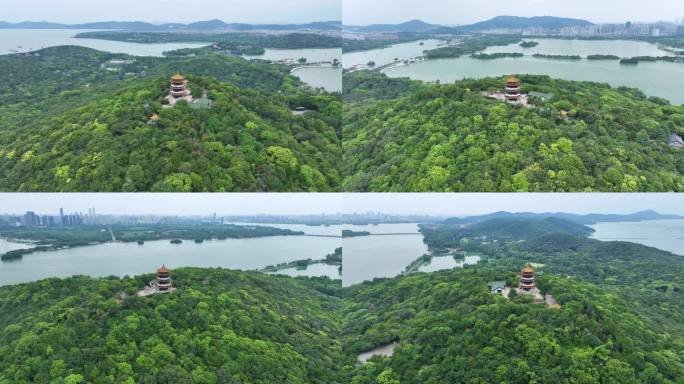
[519,40,539,48]
[342,230,371,238]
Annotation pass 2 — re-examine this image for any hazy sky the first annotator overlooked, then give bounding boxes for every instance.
[343,0,684,26]
[0,194,342,216]
[343,193,684,216]
[3,193,683,217]
[2,0,340,24]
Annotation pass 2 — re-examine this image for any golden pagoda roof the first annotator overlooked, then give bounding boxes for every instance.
[171,73,185,81]
[150,114,160,121]
[521,266,535,273]
[157,264,171,273]
[506,76,520,83]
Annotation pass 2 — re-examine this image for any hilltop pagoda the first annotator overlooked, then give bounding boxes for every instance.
[164,73,193,107]
[156,265,173,293]
[520,266,535,291]
[505,76,522,103]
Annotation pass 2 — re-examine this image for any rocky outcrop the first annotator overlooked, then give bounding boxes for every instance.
[669,134,684,148]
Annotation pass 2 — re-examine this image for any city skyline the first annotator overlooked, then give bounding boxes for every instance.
[1,0,340,24]
[0,193,342,216]
[343,0,684,26]
[3,194,684,218]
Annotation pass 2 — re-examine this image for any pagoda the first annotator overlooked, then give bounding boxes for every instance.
[520,266,535,291]
[164,73,193,107]
[505,76,521,103]
[156,265,173,293]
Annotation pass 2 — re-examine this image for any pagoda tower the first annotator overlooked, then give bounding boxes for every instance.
[505,76,521,103]
[170,73,190,99]
[156,265,172,293]
[520,266,535,291]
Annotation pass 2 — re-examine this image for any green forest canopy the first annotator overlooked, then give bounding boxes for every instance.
[1,216,684,383]
[0,46,341,192]
[342,72,684,192]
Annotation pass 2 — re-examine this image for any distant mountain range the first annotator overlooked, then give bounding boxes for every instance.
[462,16,594,31]
[345,19,441,33]
[344,16,594,34]
[444,210,684,226]
[0,19,341,31]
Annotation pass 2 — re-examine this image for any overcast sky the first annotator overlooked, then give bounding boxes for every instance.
[2,0,340,24]
[343,193,684,216]
[343,0,684,26]
[3,193,683,217]
[0,194,342,216]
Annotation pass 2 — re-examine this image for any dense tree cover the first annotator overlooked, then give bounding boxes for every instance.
[0,268,344,383]
[0,47,342,191]
[341,216,684,383]
[74,31,342,50]
[420,217,684,325]
[339,268,684,384]
[342,72,684,191]
[423,35,522,59]
[342,71,423,103]
[419,217,593,252]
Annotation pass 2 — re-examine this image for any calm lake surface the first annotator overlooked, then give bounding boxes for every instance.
[343,39,443,69]
[0,229,341,287]
[378,38,684,105]
[244,48,341,63]
[0,29,209,56]
[225,223,342,237]
[590,219,684,256]
[291,66,342,92]
[343,223,428,287]
[244,48,342,91]
[271,263,341,280]
[418,255,481,273]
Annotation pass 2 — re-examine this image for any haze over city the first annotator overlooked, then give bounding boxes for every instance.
[343,0,684,26]
[0,193,342,216]
[1,0,340,24]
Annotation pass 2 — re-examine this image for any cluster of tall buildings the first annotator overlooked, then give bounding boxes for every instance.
[494,21,684,37]
[1,208,97,227]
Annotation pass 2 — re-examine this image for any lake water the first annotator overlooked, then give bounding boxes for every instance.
[417,255,481,273]
[357,342,397,363]
[0,238,31,254]
[1,29,341,91]
[0,29,209,57]
[379,38,684,105]
[590,219,684,256]
[0,234,341,287]
[244,48,341,63]
[226,222,342,237]
[242,48,342,92]
[342,223,428,287]
[291,66,342,92]
[342,39,443,69]
[271,263,341,280]
[485,38,671,57]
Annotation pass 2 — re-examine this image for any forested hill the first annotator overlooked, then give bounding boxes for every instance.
[342,72,684,192]
[0,46,341,191]
[340,268,684,383]
[342,216,684,383]
[0,268,344,384]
